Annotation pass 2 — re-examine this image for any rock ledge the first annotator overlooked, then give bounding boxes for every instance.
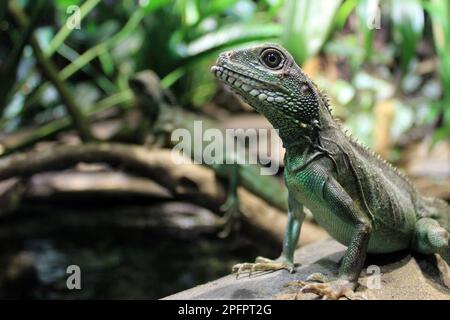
[164,239,450,300]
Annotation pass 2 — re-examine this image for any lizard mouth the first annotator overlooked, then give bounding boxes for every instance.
[211,65,290,107]
[211,65,266,94]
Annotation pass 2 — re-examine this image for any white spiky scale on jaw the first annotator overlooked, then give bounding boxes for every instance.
[258,93,267,101]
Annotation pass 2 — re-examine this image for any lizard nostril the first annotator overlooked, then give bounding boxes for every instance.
[217,52,232,65]
[220,51,233,60]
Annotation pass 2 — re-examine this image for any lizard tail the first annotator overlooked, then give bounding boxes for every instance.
[417,196,450,233]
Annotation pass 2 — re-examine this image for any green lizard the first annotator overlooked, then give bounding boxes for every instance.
[129,71,290,234]
[212,44,450,299]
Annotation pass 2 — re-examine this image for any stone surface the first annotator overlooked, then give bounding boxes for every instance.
[163,239,450,300]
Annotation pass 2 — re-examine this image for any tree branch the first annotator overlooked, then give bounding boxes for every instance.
[0,143,327,246]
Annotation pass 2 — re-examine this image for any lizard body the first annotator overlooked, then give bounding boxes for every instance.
[212,44,450,299]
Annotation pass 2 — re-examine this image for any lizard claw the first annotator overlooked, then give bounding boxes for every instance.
[286,277,362,300]
[232,256,295,278]
[306,272,329,283]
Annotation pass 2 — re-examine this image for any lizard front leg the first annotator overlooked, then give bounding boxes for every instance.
[217,162,240,238]
[233,194,305,276]
[293,176,373,299]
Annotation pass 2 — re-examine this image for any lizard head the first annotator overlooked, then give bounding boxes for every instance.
[212,44,330,136]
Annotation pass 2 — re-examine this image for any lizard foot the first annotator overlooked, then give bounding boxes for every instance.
[232,256,294,278]
[286,276,363,300]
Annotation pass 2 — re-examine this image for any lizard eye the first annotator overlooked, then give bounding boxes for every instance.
[260,48,284,70]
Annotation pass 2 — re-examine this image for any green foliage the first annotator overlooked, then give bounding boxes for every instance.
[48,0,101,57]
[134,0,286,106]
[281,0,342,65]
[424,0,450,141]
[1,0,449,146]
[355,0,377,64]
[334,0,358,29]
[390,0,424,72]
[140,0,172,13]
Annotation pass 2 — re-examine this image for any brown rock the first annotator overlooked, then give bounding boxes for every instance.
[163,239,450,300]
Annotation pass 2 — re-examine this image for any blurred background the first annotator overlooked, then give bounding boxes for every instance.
[0,0,449,299]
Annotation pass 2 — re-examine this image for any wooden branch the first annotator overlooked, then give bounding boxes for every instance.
[0,143,225,209]
[0,143,327,246]
[26,171,172,199]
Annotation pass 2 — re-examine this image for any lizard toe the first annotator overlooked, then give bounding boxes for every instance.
[296,278,358,300]
[232,258,294,278]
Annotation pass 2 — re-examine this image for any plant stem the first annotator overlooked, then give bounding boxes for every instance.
[9,2,94,141]
[17,10,145,122]
[46,0,101,58]
[1,90,133,156]
[0,0,45,116]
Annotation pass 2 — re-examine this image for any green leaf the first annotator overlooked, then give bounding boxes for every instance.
[55,0,82,7]
[139,0,171,13]
[201,0,239,17]
[47,0,101,57]
[281,0,342,64]
[355,0,380,63]
[390,0,424,71]
[425,0,450,143]
[334,0,358,29]
[182,0,200,27]
[98,51,114,76]
[172,23,282,59]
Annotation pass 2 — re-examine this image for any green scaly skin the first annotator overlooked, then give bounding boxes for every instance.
[212,44,450,299]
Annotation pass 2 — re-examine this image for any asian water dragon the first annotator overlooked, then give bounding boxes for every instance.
[212,44,450,299]
[129,71,290,234]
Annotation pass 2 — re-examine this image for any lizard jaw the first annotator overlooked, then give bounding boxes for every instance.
[211,65,287,106]
[211,65,263,92]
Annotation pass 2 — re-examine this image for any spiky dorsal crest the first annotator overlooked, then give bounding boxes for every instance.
[311,80,332,114]
[341,126,415,188]
[318,89,332,114]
